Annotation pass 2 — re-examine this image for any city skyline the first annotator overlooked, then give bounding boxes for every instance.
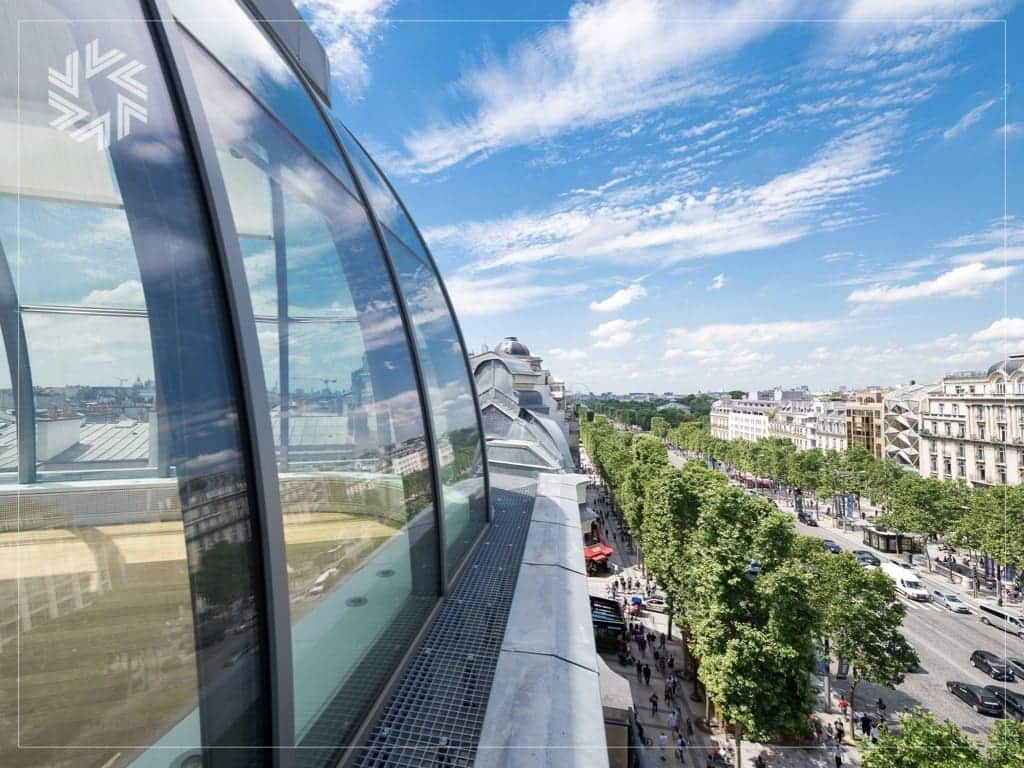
[310,0,1023,394]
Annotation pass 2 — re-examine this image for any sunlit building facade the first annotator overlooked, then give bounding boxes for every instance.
[0,2,490,766]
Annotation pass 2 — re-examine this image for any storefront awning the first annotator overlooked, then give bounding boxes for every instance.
[584,542,613,561]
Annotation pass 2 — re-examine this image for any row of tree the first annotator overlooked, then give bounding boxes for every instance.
[581,394,717,432]
[667,422,1024,583]
[580,415,916,767]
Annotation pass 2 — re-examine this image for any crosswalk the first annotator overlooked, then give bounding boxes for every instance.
[897,595,961,613]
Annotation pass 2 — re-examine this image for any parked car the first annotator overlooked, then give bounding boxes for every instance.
[985,686,1024,720]
[797,511,818,527]
[822,539,842,554]
[852,549,880,567]
[946,681,1004,715]
[645,597,668,613]
[932,590,970,613]
[971,650,1016,681]
[979,604,1024,638]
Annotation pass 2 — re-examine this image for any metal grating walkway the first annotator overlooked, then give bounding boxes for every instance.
[351,482,537,768]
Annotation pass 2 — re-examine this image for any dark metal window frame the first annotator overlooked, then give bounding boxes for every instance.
[6,0,494,762]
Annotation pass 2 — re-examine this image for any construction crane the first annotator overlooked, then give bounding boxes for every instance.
[321,378,337,393]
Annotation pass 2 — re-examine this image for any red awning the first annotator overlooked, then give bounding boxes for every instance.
[584,543,614,561]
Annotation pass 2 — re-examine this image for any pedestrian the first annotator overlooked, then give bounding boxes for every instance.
[660,632,666,649]
[659,731,669,760]
[676,735,686,764]
[860,713,871,738]
[832,743,844,768]
[650,692,659,716]
[835,719,845,743]
[640,637,648,657]
[838,696,848,717]
[870,724,880,744]
[644,664,652,686]
[876,698,886,719]
[667,710,678,733]
[686,717,693,737]
[668,654,675,671]
[637,659,643,681]
[825,722,834,742]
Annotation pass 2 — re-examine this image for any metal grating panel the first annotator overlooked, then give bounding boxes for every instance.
[351,482,537,768]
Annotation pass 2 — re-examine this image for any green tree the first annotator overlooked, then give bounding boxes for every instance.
[830,567,916,732]
[985,718,1024,768]
[650,415,670,438]
[861,708,982,768]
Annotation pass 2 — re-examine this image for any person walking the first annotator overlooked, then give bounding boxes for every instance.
[838,696,848,718]
[667,710,678,733]
[686,717,693,737]
[659,731,669,761]
[835,719,845,743]
[637,659,643,681]
[650,693,659,716]
[676,734,686,764]
[644,664,652,686]
[860,713,871,738]
[832,743,844,768]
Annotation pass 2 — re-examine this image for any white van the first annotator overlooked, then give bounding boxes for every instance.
[979,604,1024,639]
[881,562,930,601]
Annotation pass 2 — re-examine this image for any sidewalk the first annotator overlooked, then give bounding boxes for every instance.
[584,477,860,767]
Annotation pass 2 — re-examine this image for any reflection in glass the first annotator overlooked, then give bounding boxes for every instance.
[182,31,441,761]
[1,2,270,766]
[385,235,487,578]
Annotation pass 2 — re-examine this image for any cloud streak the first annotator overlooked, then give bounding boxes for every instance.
[590,283,647,311]
[397,0,793,174]
[846,262,1015,304]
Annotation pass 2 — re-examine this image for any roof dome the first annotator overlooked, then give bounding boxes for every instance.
[987,355,1024,376]
[497,336,531,356]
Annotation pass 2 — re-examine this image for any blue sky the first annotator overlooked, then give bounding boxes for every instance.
[302,0,1023,394]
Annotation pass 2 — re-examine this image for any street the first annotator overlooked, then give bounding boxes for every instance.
[670,447,1024,738]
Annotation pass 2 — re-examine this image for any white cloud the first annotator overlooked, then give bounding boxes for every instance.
[398,0,794,174]
[709,273,726,290]
[83,280,145,307]
[444,272,584,317]
[941,216,1024,249]
[547,348,588,361]
[430,115,899,273]
[971,317,1024,342]
[666,319,833,352]
[949,246,1024,265]
[943,98,998,140]
[296,0,394,96]
[821,251,854,263]
[846,262,1015,304]
[590,317,647,349]
[998,122,1024,139]
[590,283,647,311]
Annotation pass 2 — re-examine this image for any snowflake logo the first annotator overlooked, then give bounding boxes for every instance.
[47,39,148,151]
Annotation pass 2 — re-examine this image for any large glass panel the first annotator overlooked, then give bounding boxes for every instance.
[168,0,355,193]
[385,234,487,578]
[1,2,270,766]
[181,33,440,759]
[333,122,424,256]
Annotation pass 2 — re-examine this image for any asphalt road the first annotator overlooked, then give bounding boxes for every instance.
[667,449,1024,735]
[794,512,1023,737]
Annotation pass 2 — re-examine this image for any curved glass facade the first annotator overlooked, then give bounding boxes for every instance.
[0,1,488,766]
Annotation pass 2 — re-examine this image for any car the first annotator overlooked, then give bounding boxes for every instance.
[821,540,842,554]
[946,681,1004,715]
[1008,657,1024,678]
[645,597,668,613]
[985,686,1024,720]
[852,549,880,567]
[880,562,930,601]
[932,590,971,613]
[797,511,818,527]
[978,604,1024,638]
[971,650,1016,681]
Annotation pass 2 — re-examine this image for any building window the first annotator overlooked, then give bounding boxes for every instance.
[999,468,1007,484]
[939,403,945,415]
[1,1,276,759]
[978,464,987,482]
[944,422,951,436]
[957,444,965,457]
[181,14,451,754]
[943,458,951,476]
[1000,425,1007,442]
[998,446,1006,463]
[338,122,490,579]
[931,456,938,472]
